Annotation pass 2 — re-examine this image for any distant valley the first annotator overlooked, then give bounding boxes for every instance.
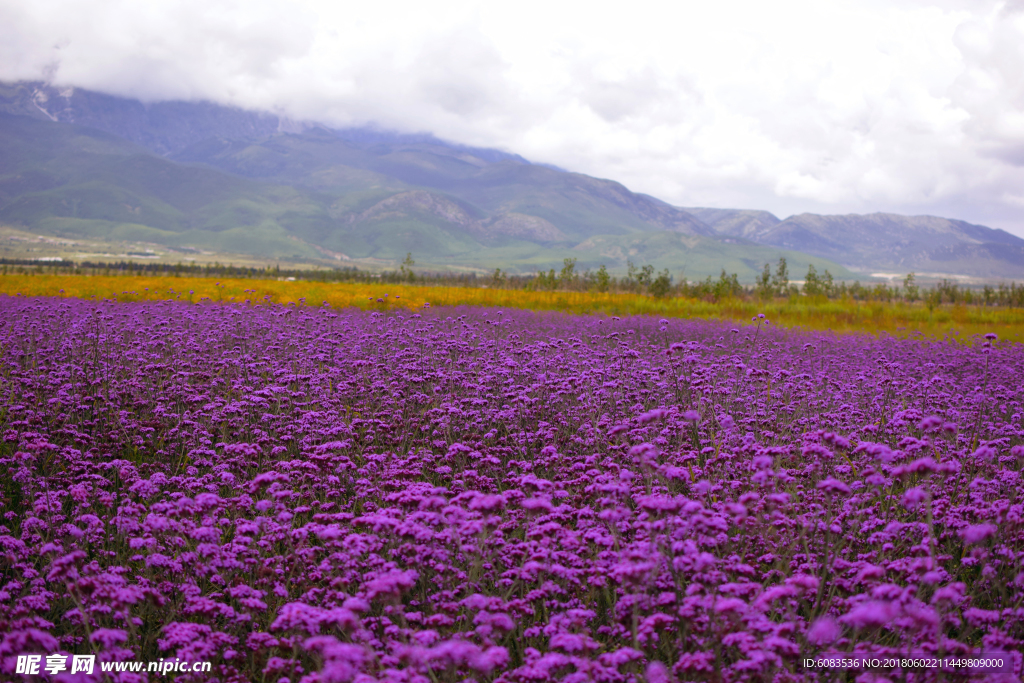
[2,81,1022,281]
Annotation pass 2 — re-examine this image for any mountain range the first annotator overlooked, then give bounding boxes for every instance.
[686,208,1024,279]
[1,80,1022,280]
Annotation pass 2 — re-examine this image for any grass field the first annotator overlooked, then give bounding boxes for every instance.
[2,272,1023,340]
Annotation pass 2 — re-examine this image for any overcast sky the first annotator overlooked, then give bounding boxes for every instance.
[3,0,1024,236]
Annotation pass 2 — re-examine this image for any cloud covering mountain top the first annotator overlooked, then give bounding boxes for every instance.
[2,0,1024,237]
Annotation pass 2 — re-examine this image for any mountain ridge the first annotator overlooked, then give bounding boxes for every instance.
[1,80,1022,279]
[688,206,1024,277]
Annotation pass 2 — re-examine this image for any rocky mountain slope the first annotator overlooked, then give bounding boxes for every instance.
[682,207,781,240]
[689,206,1024,278]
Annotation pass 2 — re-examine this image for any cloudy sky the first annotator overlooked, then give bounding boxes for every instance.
[4,0,1024,236]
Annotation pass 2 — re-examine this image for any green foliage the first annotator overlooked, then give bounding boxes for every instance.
[399,252,416,282]
[714,269,743,299]
[530,268,559,291]
[649,268,672,298]
[559,258,577,288]
[638,264,654,288]
[804,264,823,298]
[594,265,610,293]
[772,257,789,295]
[903,272,920,302]
[756,263,773,300]
[6,258,1024,314]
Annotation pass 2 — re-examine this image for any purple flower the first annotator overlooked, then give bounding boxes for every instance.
[646,661,670,683]
[1,295,1021,682]
[817,477,852,495]
[960,523,997,544]
[637,408,670,424]
[271,602,326,634]
[714,597,746,614]
[840,600,899,629]
[786,574,819,593]
[304,636,366,683]
[364,569,419,600]
[972,444,997,462]
[468,494,506,513]
[930,582,966,605]
[90,628,129,649]
[159,622,213,650]
[902,486,928,509]
[522,497,553,513]
[806,616,840,645]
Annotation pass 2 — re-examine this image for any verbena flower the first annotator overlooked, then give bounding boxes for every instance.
[0,296,1020,682]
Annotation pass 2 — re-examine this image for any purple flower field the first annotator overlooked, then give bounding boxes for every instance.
[1,296,1022,682]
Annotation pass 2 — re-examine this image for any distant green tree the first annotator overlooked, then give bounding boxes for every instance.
[903,272,919,302]
[714,269,742,299]
[595,264,610,293]
[400,253,416,282]
[983,284,995,306]
[649,269,672,298]
[804,264,824,298]
[771,257,789,296]
[871,283,894,302]
[559,258,577,288]
[625,260,640,291]
[638,264,655,289]
[532,268,558,290]
[756,263,773,300]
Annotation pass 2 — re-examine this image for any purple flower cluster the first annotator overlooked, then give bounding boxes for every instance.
[1,296,1022,682]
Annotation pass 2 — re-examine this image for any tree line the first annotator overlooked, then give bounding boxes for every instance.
[518,257,1024,308]
[3,255,1023,308]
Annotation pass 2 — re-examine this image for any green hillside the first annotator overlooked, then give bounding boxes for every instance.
[0,111,857,279]
[173,133,711,240]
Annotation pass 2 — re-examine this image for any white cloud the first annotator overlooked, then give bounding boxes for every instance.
[3,0,1024,236]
